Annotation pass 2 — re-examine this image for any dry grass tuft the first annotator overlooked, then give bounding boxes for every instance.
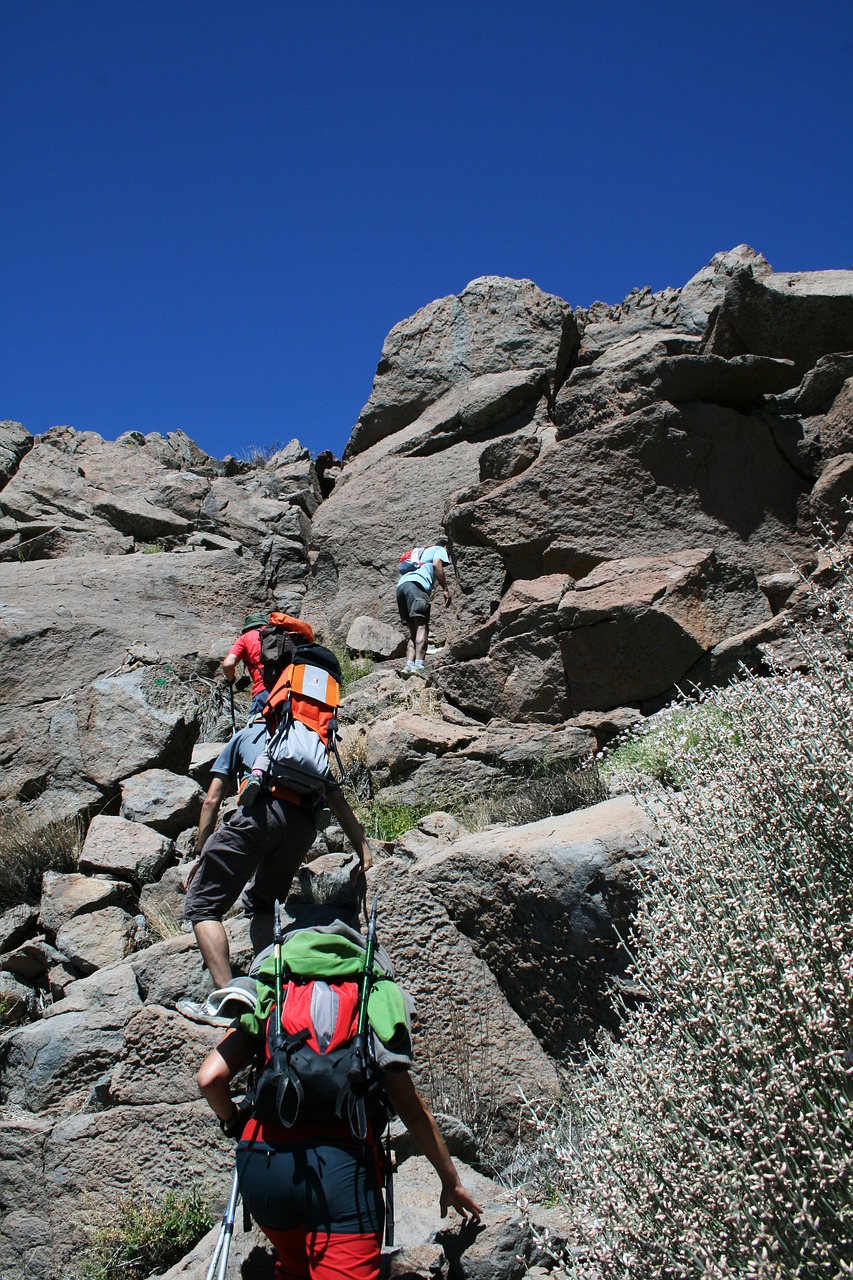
[0,804,83,910]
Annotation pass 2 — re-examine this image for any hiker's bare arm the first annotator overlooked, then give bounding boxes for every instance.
[197,776,227,852]
[197,1028,256,1123]
[326,789,373,870]
[434,560,451,605]
[221,653,239,683]
[384,1071,482,1222]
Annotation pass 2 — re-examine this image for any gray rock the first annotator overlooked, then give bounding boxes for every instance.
[642,352,798,410]
[0,937,65,979]
[109,1005,222,1106]
[55,904,138,974]
[767,351,853,417]
[0,970,41,1024]
[414,794,657,1055]
[39,870,136,937]
[809,452,853,534]
[370,859,561,1139]
[1,1007,129,1110]
[0,902,38,952]
[80,814,174,883]
[557,549,772,711]
[819,376,853,460]
[348,277,577,456]
[0,546,263,827]
[0,420,32,490]
[119,767,205,836]
[706,266,853,375]
[346,614,407,659]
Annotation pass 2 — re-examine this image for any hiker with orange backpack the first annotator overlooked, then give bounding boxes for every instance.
[221,611,270,715]
[179,643,371,1024]
[196,860,482,1279]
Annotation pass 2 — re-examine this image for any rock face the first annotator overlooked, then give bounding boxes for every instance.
[2,245,853,1279]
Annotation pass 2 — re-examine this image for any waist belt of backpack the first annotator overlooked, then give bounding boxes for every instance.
[268,783,305,807]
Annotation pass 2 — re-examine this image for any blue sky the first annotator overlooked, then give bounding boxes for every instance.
[3,1,851,462]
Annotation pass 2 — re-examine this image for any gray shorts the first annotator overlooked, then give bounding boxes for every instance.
[397,579,431,625]
[184,796,316,924]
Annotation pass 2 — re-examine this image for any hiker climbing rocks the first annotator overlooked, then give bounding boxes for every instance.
[221,611,270,715]
[396,538,452,677]
[180,646,372,1021]
[196,857,482,1279]
[222,610,314,717]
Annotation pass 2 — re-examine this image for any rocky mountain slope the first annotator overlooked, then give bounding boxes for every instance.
[1,245,852,1278]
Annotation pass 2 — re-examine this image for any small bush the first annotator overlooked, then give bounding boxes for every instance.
[460,758,606,831]
[80,1186,212,1280]
[334,648,374,694]
[239,440,288,467]
[0,805,83,910]
[355,799,430,842]
[531,555,853,1278]
[600,697,742,790]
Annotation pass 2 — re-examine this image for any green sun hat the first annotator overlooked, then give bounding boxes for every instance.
[242,611,269,632]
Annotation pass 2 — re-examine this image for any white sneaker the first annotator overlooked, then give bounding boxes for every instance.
[175,997,235,1028]
[412,664,427,678]
[401,662,416,677]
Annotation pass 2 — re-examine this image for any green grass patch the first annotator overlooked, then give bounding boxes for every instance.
[355,799,430,841]
[333,648,374,694]
[80,1186,212,1280]
[600,699,742,789]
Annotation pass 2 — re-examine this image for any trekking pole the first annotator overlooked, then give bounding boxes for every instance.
[350,894,378,1087]
[228,682,236,734]
[205,1162,240,1280]
[273,897,284,1040]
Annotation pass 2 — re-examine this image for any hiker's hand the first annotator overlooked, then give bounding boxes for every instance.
[440,1181,482,1224]
[443,589,452,606]
[218,1102,246,1140]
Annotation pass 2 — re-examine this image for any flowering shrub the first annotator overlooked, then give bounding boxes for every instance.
[535,563,853,1277]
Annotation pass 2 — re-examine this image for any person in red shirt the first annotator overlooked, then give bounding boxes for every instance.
[222,612,269,715]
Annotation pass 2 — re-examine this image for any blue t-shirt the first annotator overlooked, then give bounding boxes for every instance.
[396,545,450,594]
[211,722,269,786]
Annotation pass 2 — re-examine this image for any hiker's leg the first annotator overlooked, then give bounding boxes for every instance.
[304,1143,383,1280]
[404,620,419,664]
[241,798,317,943]
[236,1147,309,1276]
[412,620,428,663]
[183,809,269,983]
[191,920,232,990]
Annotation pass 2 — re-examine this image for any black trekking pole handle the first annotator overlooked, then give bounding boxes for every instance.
[228,682,236,734]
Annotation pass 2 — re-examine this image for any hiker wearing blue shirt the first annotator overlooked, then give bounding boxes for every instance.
[395,539,452,677]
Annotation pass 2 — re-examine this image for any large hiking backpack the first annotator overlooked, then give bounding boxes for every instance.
[261,643,344,794]
[252,977,387,1140]
[258,612,315,691]
[397,547,425,576]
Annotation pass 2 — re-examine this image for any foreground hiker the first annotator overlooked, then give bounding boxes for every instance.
[395,538,452,677]
[179,650,372,1021]
[196,858,482,1278]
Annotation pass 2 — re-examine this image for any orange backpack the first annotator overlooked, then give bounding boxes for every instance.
[261,644,344,794]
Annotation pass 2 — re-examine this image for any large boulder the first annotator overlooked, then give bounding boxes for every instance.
[348,277,578,456]
[705,266,853,375]
[413,795,657,1055]
[80,814,174,883]
[119,768,205,836]
[370,858,562,1137]
[0,548,264,824]
[557,549,772,711]
[0,420,32,490]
